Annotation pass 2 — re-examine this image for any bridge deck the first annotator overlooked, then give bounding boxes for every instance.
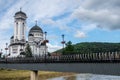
[0,52,120,76]
[0,63,120,76]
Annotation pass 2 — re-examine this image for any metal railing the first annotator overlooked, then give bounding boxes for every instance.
[0,51,120,63]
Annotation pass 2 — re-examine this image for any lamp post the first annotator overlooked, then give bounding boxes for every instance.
[44,32,47,41]
[0,49,2,58]
[5,43,8,54]
[61,34,65,54]
[44,31,47,61]
[33,42,35,57]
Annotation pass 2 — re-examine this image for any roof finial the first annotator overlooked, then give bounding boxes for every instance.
[20,7,22,11]
[35,20,37,25]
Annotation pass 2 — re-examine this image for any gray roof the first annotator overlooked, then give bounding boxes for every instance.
[29,25,43,35]
[14,11,27,19]
[9,43,25,46]
[15,11,26,16]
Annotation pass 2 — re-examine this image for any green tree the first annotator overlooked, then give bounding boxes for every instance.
[55,42,120,55]
[25,44,32,57]
[64,41,74,55]
[0,53,2,58]
[47,52,51,56]
[20,51,26,56]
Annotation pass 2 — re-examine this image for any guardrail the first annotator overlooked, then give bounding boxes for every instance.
[0,51,120,63]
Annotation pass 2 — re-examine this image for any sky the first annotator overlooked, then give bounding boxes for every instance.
[0,0,120,53]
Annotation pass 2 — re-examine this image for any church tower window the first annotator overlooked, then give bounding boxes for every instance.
[22,23,24,35]
[16,22,18,35]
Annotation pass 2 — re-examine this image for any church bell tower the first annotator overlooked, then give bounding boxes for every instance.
[9,9,27,57]
[14,8,27,42]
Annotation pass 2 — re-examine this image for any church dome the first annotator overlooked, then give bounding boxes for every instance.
[15,11,26,16]
[29,25,43,35]
[14,9,27,19]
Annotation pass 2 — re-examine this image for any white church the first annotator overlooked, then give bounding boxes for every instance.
[9,10,47,57]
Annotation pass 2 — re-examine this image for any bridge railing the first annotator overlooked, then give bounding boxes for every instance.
[0,51,120,63]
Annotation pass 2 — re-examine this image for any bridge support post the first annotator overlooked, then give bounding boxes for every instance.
[30,70,38,80]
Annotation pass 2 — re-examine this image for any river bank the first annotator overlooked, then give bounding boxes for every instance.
[0,69,75,80]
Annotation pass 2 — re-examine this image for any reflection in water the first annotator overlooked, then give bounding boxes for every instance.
[48,74,120,80]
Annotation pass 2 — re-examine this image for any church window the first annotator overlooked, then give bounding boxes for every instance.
[12,46,18,54]
[22,36,24,39]
[22,23,24,35]
[16,22,18,35]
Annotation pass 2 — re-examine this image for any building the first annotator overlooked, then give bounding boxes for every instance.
[9,10,47,57]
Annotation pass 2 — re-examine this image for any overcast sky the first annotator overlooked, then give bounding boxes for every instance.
[0,0,120,53]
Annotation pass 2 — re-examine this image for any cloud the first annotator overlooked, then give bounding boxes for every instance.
[24,0,81,21]
[0,0,28,30]
[0,0,120,53]
[80,24,97,32]
[0,0,79,53]
[47,43,62,52]
[82,0,120,10]
[0,0,16,13]
[71,0,120,30]
[0,31,10,54]
[74,31,86,38]
[1,0,120,33]
[41,18,56,25]
[47,35,58,40]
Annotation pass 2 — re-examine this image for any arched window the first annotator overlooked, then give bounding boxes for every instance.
[16,22,18,35]
[22,23,24,35]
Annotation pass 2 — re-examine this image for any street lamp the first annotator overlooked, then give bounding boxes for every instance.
[61,34,65,54]
[5,43,8,54]
[0,49,2,58]
[43,31,49,62]
[44,32,47,40]
[44,31,47,61]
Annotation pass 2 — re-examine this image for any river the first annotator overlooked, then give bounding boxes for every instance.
[48,74,120,80]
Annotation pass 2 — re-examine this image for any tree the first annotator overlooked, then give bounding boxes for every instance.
[20,51,26,56]
[64,41,74,55]
[25,44,32,57]
[55,42,120,55]
[47,52,51,56]
[0,52,2,58]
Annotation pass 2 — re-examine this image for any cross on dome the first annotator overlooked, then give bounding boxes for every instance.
[20,7,22,11]
[35,20,37,25]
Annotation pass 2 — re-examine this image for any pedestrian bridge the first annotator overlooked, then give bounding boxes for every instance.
[0,52,120,80]
[0,62,120,76]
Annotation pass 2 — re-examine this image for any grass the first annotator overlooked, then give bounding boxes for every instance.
[0,69,75,80]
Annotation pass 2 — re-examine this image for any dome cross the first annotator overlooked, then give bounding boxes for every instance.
[35,20,37,25]
[20,7,22,11]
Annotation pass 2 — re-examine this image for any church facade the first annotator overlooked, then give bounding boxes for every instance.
[9,10,47,57]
